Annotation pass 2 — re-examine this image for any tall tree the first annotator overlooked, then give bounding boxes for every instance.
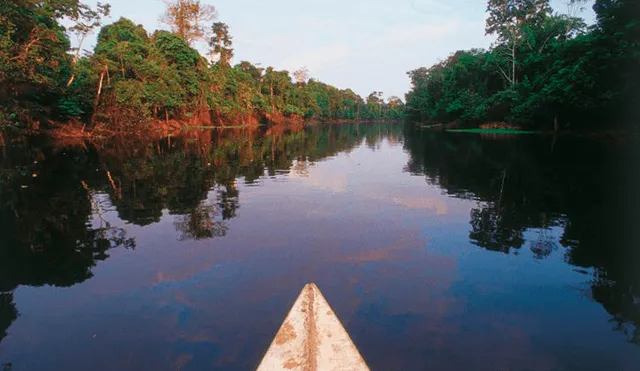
[208,22,233,66]
[1,0,396,129]
[592,0,640,123]
[160,0,217,45]
[366,91,384,118]
[66,2,111,86]
[262,67,292,113]
[485,0,551,87]
[293,67,310,86]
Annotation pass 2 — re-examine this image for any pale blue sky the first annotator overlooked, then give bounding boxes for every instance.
[79,0,595,100]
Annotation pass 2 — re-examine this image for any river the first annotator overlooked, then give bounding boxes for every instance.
[0,123,638,370]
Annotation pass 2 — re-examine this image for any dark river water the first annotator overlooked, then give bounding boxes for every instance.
[0,123,638,371]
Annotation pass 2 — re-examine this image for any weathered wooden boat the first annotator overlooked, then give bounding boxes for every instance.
[257,283,370,371]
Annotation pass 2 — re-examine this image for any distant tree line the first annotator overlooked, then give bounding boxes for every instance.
[405,0,639,130]
[0,0,404,131]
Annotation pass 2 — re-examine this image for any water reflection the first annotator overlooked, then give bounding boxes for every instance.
[0,123,403,351]
[404,129,640,344]
[0,293,17,344]
[0,142,135,347]
[0,123,638,370]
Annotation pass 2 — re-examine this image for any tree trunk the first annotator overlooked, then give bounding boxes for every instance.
[66,33,86,86]
[94,69,105,109]
[90,66,106,125]
[270,85,275,112]
[0,132,5,159]
[66,75,75,87]
[511,40,517,86]
[498,169,507,206]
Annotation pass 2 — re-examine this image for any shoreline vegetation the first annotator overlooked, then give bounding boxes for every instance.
[445,128,538,134]
[419,121,631,143]
[47,117,403,140]
[2,0,638,139]
[405,0,639,133]
[0,0,404,137]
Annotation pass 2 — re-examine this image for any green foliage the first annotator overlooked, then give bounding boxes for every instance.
[0,2,402,131]
[209,22,233,65]
[153,30,207,102]
[0,0,78,127]
[486,0,552,43]
[406,0,640,130]
[406,49,497,124]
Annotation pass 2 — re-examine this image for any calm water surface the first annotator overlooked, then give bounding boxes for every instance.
[0,123,638,370]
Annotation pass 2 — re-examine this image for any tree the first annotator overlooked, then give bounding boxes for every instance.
[91,18,152,122]
[0,0,93,127]
[1,0,393,129]
[66,2,111,86]
[404,0,640,129]
[153,30,208,117]
[293,67,309,85]
[592,0,640,123]
[366,91,384,118]
[386,96,405,119]
[486,0,552,87]
[209,22,233,66]
[237,61,264,81]
[405,49,495,124]
[160,0,217,45]
[262,67,293,113]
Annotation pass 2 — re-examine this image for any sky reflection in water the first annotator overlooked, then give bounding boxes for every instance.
[0,124,638,371]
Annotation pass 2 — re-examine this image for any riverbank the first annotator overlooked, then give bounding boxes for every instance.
[415,121,631,142]
[31,117,404,142]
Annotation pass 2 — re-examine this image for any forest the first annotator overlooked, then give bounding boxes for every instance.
[3,0,639,134]
[405,0,639,131]
[0,0,405,134]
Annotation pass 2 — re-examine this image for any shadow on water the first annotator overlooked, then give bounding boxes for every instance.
[404,127,640,344]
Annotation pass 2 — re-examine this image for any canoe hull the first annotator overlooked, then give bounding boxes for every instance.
[257,283,370,371]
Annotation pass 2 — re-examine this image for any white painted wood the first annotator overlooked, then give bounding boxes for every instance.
[257,283,370,371]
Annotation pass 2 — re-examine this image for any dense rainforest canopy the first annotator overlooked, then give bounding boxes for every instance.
[0,0,404,132]
[2,0,638,133]
[405,0,640,131]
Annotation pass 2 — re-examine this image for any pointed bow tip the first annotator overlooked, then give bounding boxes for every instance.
[257,283,370,371]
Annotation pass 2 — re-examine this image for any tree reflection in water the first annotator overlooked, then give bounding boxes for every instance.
[2,123,636,353]
[404,127,640,344]
[0,123,403,344]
